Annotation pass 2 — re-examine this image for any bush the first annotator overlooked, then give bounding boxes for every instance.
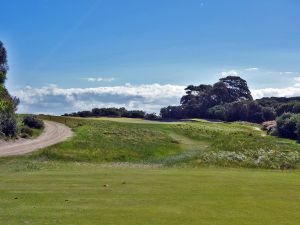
[0,110,17,137]
[23,115,45,129]
[276,113,300,139]
[20,126,33,138]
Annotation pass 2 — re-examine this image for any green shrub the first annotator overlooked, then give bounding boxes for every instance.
[276,113,300,139]
[0,110,17,137]
[20,126,33,138]
[23,115,45,129]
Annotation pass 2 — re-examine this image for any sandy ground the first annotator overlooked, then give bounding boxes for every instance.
[0,121,73,157]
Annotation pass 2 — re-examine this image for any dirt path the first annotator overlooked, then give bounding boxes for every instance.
[0,121,73,157]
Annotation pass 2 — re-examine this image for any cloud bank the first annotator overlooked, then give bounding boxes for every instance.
[14,84,185,115]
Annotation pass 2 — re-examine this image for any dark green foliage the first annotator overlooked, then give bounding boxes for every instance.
[276,113,300,140]
[256,98,300,118]
[0,110,17,137]
[0,41,18,137]
[219,76,253,101]
[162,76,256,122]
[64,107,147,119]
[145,113,160,120]
[123,110,145,118]
[262,107,276,121]
[23,115,45,129]
[0,41,8,74]
[223,101,264,123]
[160,106,187,119]
[207,105,226,120]
[0,71,6,83]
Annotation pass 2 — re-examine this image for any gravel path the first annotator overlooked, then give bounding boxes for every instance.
[0,121,73,157]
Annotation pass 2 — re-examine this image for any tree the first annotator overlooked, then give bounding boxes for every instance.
[262,107,276,121]
[211,81,231,105]
[219,76,253,102]
[0,41,19,137]
[160,106,186,119]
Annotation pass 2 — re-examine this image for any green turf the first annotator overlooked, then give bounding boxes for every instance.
[0,161,299,225]
[1,116,300,224]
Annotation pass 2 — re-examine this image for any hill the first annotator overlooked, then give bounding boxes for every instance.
[35,116,300,169]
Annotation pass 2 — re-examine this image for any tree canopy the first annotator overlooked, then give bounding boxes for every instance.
[161,76,255,120]
[0,41,18,137]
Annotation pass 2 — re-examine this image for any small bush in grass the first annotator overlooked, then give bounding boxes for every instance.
[23,115,44,129]
[20,126,33,138]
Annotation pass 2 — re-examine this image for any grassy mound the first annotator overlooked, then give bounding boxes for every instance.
[34,116,300,169]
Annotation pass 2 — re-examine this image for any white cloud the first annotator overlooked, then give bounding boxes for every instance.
[252,87,300,99]
[281,71,294,75]
[221,70,239,77]
[244,67,259,72]
[84,77,115,82]
[13,84,185,115]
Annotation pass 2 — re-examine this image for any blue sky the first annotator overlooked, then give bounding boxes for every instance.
[1,0,300,114]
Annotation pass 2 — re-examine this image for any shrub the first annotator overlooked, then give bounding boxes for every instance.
[276,113,300,139]
[20,126,33,138]
[23,115,45,129]
[0,110,17,137]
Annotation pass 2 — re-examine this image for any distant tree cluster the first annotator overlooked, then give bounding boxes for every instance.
[0,41,19,137]
[63,107,160,120]
[160,76,266,123]
[160,76,300,124]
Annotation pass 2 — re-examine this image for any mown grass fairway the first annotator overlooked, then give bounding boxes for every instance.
[0,161,299,225]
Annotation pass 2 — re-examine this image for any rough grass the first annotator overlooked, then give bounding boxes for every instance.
[35,116,181,163]
[0,160,299,225]
[35,116,300,168]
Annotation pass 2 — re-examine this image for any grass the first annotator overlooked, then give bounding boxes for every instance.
[0,160,299,225]
[35,116,300,168]
[1,116,300,224]
[36,116,182,163]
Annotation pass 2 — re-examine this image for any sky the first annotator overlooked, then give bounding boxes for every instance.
[1,0,300,114]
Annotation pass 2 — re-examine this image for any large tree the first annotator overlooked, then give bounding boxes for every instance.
[0,41,18,137]
[175,76,253,118]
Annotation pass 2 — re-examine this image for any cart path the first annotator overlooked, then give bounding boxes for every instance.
[0,121,73,157]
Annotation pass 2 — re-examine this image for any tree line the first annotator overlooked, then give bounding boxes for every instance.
[63,107,159,120]
[160,76,300,124]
